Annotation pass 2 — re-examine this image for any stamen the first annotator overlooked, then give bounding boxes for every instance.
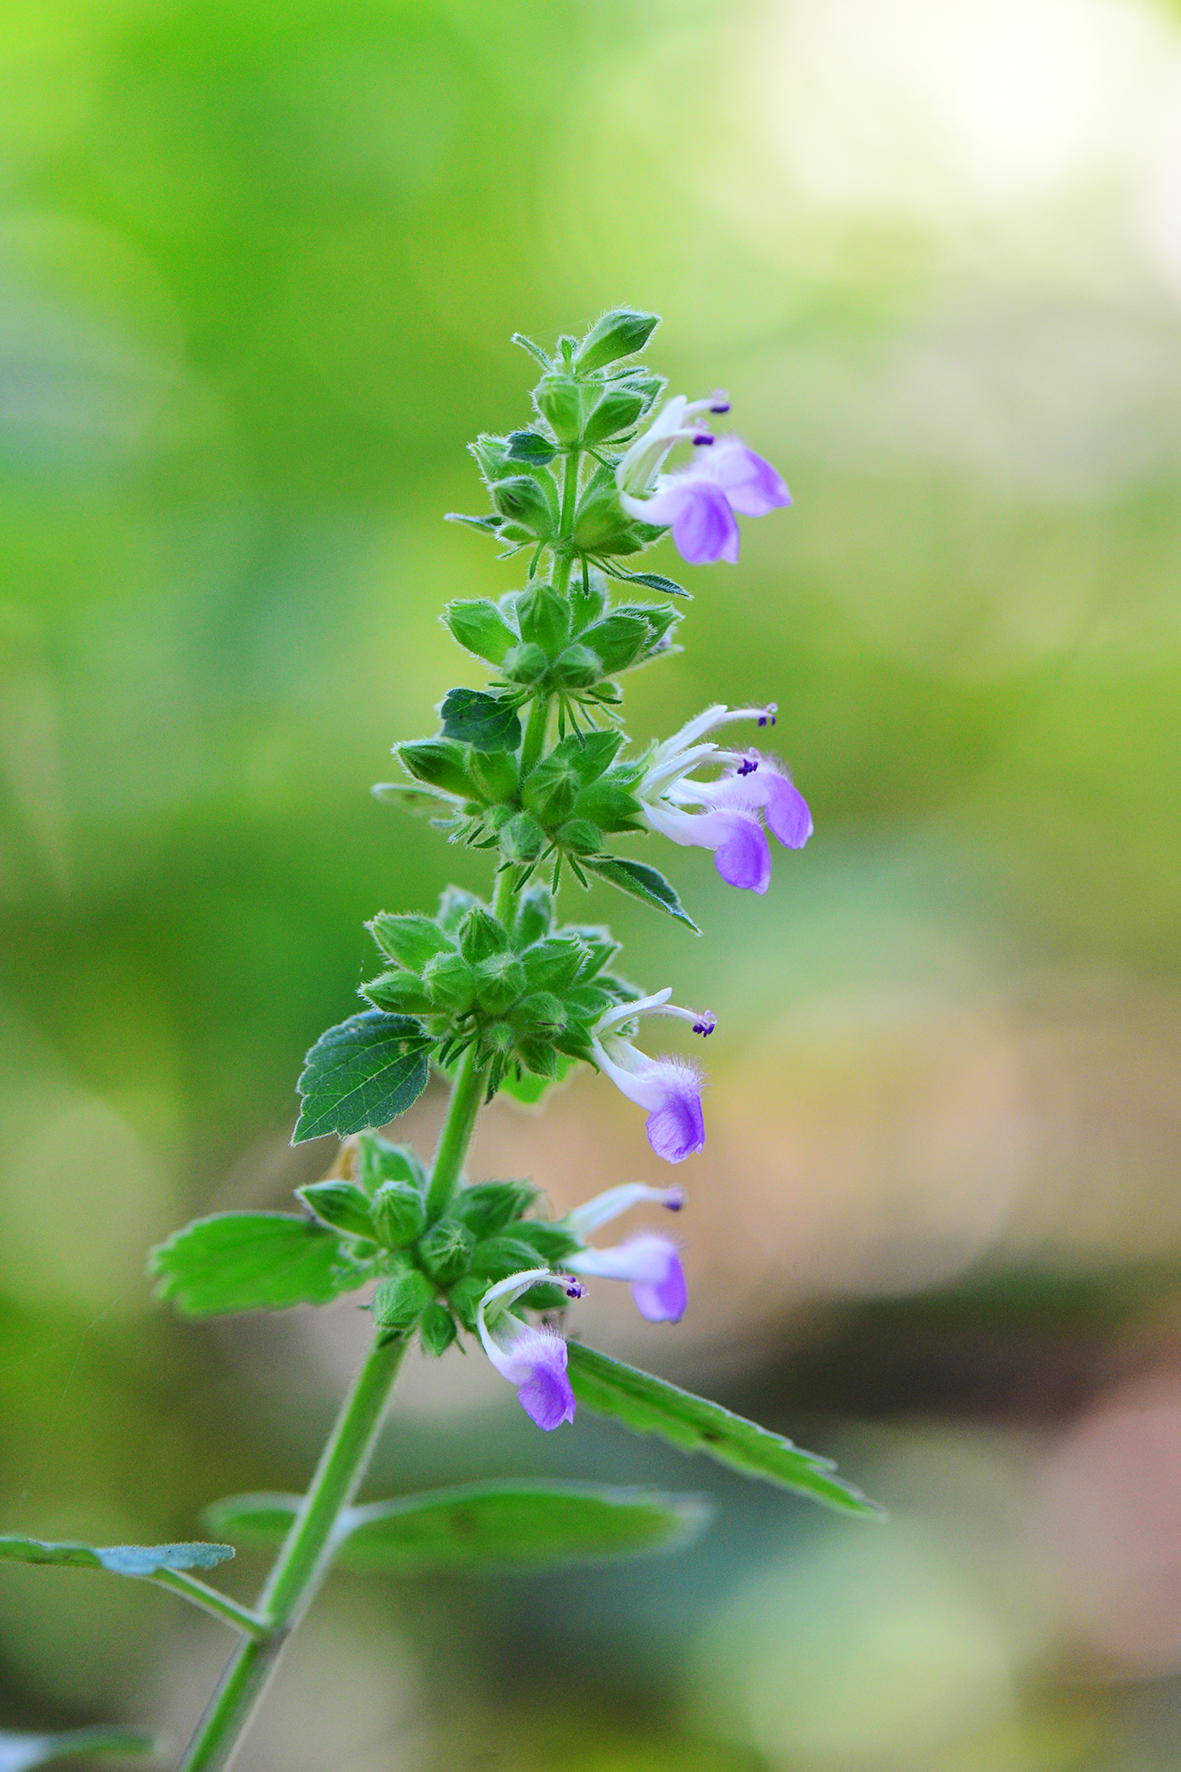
[692,432,715,446]
[691,1012,716,1036]
[709,391,731,413]
[756,702,778,728]
[663,1185,687,1211]
[736,757,758,776]
[563,1279,587,1299]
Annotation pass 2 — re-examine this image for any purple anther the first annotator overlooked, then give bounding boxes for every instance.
[663,1185,687,1212]
[756,702,778,728]
[564,1279,587,1299]
[692,1011,717,1037]
[709,390,731,413]
[692,432,715,447]
[736,756,758,776]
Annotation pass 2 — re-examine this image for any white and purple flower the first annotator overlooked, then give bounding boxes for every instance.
[590,993,714,1165]
[615,393,790,566]
[638,704,812,894]
[476,1268,578,1431]
[565,1182,688,1324]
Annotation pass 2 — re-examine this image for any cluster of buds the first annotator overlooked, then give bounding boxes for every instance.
[300,1133,687,1426]
[359,311,806,1426]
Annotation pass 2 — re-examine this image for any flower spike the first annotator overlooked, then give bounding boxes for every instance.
[476,1269,577,1431]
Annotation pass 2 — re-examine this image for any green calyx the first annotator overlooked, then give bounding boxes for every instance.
[290,1136,586,1350]
[362,885,625,1093]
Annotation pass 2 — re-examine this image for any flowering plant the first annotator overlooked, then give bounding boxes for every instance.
[0,310,879,1772]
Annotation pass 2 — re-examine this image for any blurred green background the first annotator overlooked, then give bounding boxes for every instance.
[4,0,1181,1765]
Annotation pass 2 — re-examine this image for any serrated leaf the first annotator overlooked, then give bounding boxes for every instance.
[583,855,700,932]
[439,689,522,754]
[0,1536,233,1576]
[616,570,690,598]
[566,1344,883,1517]
[204,1481,709,1572]
[293,1011,432,1142]
[0,1726,161,1770]
[149,1213,352,1316]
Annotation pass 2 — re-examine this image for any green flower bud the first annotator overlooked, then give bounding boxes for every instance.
[398,740,477,798]
[355,1134,426,1194]
[501,642,548,686]
[445,1273,487,1333]
[516,584,571,657]
[572,482,630,553]
[421,950,478,1013]
[470,1235,545,1282]
[367,913,452,972]
[419,1302,457,1356]
[522,754,581,825]
[512,991,566,1037]
[515,1038,560,1077]
[418,1219,475,1285]
[513,883,554,947]
[549,644,600,690]
[572,779,643,832]
[361,970,434,1015]
[474,952,526,1015]
[519,936,585,993]
[555,817,603,855]
[580,614,650,674]
[451,1179,537,1237]
[372,1267,435,1334]
[436,886,479,933]
[581,387,646,446]
[499,810,544,863]
[573,308,659,372]
[444,599,517,665]
[492,475,554,538]
[468,748,519,804]
[296,1181,375,1240]
[457,907,510,963]
[534,373,584,444]
[371,1179,427,1250]
[469,433,519,482]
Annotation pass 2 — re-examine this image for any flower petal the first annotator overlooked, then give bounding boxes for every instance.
[712,810,771,893]
[764,773,812,849]
[670,481,740,565]
[632,1249,687,1324]
[645,1064,705,1164]
[516,1342,576,1430]
[702,440,791,516]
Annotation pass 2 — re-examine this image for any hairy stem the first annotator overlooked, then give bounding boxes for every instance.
[178,1027,493,1772]
[520,695,550,777]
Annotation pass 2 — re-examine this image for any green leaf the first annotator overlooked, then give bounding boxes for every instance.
[0,1536,233,1576]
[204,1481,709,1572]
[583,855,700,932]
[439,689,522,754]
[615,570,690,599]
[443,511,503,532]
[0,1726,161,1769]
[504,429,557,466]
[149,1213,352,1316]
[293,1012,432,1143]
[566,1344,884,1517]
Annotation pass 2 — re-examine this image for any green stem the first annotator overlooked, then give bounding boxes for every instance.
[519,694,550,777]
[147,1571,268,1640]
[177,1331,408,1772]
[423,1045,487,1224]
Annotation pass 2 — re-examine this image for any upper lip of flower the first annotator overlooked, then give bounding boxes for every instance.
[615,393,731,496]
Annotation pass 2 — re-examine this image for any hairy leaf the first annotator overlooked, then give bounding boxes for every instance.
[0,1536,233,1576]
[615,569,690,599]
[294,1012,432,1142]
[439,688,522,753]
[0,1726,161,1769]
[566,1344,884,1516]
[204,1481,709,1572]
[583,855,699,932]
[149,1213,352,1316]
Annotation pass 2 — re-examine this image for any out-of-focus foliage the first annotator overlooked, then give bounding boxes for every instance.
[2,0,1181,1765]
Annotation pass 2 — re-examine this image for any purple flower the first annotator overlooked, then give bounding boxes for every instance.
[476,1268,576,1430]
[569,1234,687,1323]
[563,1182,689,1323]
[637,705,811,894]
[590,991,714,1164]
[615,395,790,566]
